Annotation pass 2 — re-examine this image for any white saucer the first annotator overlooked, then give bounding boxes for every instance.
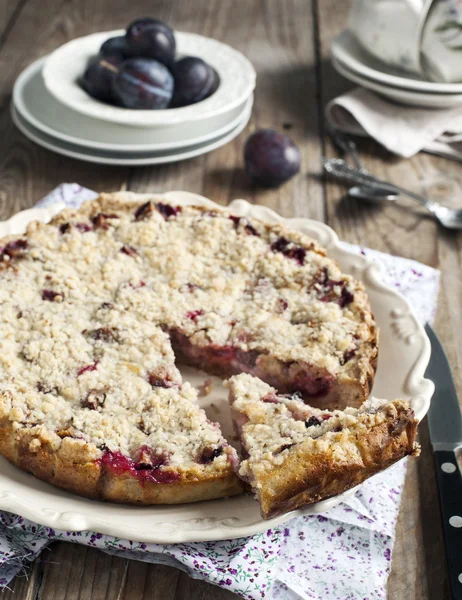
[333,58,462,108]
[332,30,462,95]
[43,30,256,128]
[14,57,253,152]
[12,102,251,165]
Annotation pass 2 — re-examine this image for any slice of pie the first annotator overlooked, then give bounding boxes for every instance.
[0,301,241,503]
[0,192,379,503]
[227,373,419,518]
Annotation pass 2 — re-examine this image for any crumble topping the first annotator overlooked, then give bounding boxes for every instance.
[0,194,375,475]
[227,373,410,479]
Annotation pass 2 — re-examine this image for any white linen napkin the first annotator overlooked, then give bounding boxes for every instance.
[0,184,441,599]
[326,87,462,160]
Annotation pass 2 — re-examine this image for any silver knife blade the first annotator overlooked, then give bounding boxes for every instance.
[425,323,462,451]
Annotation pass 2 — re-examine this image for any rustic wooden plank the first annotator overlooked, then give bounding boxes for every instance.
[1,558,41,600]
[128,3,324,595]
[0,0,157,216]
[32,542,130,600]
[388,419,450,600]
[1,1,455,599]
[174,571,237,600]
[0,0,26,44]
[316,1,456,599]
[129,0,325,221]
[118,561,179,600]
[315,0,439,261]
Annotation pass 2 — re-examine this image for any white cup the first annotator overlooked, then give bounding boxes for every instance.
[348,0,462,82]
[421,0,462,82]
[348,0,432,75]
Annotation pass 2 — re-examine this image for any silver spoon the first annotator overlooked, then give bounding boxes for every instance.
[349,185,399,204]
[324,158,462,230]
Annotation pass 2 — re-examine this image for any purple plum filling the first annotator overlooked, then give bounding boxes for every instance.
[313,267,354,307]
[134,200,182,221]
[120,244,138,257]
[75,223,93,233]
[271,236,306,265]
[275,443,295,455]
[305,416,321,428]
[134,201,155,221]
[85,327,119,343]
[59,223,71,234]
[169,330,334,400]
[42,289,62,302]
[92,213,120,229]
[156,202,181,220]
[262,393,280,404]
[229,215,260,236]
[147,372,177,388]
[101,449,179,485]
[82,389,107,410]
[59,220,93,234]
[77,361,99,377]
[185,309,204,323]
[0,239,28,260]
[199,446,224,464]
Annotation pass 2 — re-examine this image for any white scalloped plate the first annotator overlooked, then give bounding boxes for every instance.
[332,30,462,95]
[0,192,433,543]
[11,104,251,166]
[42,30,256,128]
[333,58,462,109]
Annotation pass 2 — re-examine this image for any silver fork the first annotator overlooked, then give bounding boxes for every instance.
[325,123,365,172]
[323,157,462,231]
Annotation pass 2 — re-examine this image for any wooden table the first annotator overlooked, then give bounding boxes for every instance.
[0,0,456,598]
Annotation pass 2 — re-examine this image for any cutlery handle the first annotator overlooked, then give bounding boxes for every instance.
[323,159,398,191]
[434,450,462,600]
[325,125,364,171]
[323,159,440,214]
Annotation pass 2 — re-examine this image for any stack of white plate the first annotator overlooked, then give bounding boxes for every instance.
[332,31,462,109]
[12,30,256,165]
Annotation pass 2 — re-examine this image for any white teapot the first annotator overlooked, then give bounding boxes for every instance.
[348,0,462,83]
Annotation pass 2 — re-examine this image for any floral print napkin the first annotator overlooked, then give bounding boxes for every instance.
[0,184,440,599]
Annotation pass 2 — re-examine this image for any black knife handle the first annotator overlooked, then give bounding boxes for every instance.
[434,450,462,600]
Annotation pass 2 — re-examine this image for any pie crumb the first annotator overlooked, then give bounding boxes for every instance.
[199,379,214,398]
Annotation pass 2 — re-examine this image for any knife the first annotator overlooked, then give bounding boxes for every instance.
[425,323,462,600]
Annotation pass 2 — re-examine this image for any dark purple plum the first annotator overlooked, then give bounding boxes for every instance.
[100,35,131,59]
[81,55,121,103]
[125,17,176,66]
[171,56,219,107]
[244,129,301,187]
[112,58,174,109]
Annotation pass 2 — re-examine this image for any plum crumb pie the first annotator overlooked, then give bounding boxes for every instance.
[0,192,386,507]
[227,373,419,518]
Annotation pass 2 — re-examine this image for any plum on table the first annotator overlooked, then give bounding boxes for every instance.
[244,129,301,186]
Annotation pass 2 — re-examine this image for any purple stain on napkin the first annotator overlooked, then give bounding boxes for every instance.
[0,185,441,600]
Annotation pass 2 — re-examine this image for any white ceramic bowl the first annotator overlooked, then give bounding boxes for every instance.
[347,0,432,77]
[42,29,256,128]
[14,56,253,152]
